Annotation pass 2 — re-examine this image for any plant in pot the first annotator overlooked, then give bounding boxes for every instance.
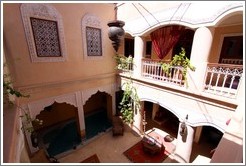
[161,47,195,87]
[118,80,140,125]
[114,54,134,71]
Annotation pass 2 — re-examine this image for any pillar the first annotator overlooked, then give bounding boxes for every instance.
[188,27,214,93]
[194,126,203,143]
[152,103,159,120]
[134,36,145,78]
[133,101,144,135]
[173,119,194,163]
[210,98,243,162]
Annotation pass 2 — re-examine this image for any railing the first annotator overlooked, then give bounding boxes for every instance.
[120,61,133,74]
[204,63,243,98]
[142,58,185,86]
[221,58,243,65]
[121,58,243,99]
[116,57,134,74]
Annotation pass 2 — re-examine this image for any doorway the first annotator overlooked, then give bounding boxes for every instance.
[83,91,112,140]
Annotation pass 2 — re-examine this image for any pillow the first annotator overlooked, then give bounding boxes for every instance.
[164,135,174,142]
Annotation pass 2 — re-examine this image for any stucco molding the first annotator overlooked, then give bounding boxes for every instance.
[81,83,115,106]
[20,3,67,62]
[22,91,83,154]
[123,2,243,36]
[120,77,232,132]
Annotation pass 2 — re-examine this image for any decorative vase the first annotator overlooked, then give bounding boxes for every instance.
[107,20,125,53]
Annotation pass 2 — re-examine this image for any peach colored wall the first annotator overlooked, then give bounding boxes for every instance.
[209,24,243,63]
[3,3,116,103]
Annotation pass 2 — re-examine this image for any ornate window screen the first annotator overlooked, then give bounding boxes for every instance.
[82,14,104,60]
[30,17,61,57]
[21,4,67,62]
[86,26,102,56]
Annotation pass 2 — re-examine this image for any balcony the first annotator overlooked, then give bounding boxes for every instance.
[142,58,185,87]
[204,63,243,99]
[119,58,243,100]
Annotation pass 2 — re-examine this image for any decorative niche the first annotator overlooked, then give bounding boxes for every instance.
[20,3,67,62]
[82,13,103,60]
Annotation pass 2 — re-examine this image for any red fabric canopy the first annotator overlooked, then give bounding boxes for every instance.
[150,25,185,59]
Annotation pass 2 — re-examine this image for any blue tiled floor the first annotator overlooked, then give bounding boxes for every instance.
[85,110,112,140]
[46,120,81,157]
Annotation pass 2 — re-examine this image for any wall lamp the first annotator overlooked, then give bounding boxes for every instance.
[180,114,188,136]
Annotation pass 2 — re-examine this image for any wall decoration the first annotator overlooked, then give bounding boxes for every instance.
[21,3,67,62]
[82,13,104,60]
[86,27,102,56]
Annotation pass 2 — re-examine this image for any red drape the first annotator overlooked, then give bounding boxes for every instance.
[150,25,185,59]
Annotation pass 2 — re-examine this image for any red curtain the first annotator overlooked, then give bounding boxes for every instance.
[150,25,185,59]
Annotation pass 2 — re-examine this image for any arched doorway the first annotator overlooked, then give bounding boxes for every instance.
[31,102,81,157]
[190,126,223,162]
[83,91,112,140]
[143,101,179,138]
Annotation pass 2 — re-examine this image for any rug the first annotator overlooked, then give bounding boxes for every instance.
[81,154,100,163]
[123,130,175,163]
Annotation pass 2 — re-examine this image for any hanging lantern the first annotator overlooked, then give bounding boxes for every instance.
[107,20,125,53]
[180,114,188,136]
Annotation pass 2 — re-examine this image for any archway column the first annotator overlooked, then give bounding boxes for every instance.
[173,120,194,163]
[133,36,145,78]
[188,27,214,93]
[133,101,144,135]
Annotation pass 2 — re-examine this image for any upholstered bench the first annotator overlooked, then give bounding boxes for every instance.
[141,135,164,155]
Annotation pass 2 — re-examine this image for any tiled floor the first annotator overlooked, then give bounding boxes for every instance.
[57,126,178,163]
[61,126,213,164]
[30,124,213,163]
[30,118,215,164]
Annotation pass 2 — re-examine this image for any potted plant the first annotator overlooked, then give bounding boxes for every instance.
[161,47,195,87]
[118,80,140,125]
[114,54,133,71]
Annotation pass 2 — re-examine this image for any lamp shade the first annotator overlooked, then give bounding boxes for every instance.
[107,20,125,53]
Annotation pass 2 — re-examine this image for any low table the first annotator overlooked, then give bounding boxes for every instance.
[141,135,164,155]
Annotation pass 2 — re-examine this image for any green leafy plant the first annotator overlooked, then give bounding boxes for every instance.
[3,63,30,105]
[118,80,140,124]
[114,54,140,124]
[161,47,195,87]
[114,54,133,71]
[3,63,41,133]
[19,107,43,133]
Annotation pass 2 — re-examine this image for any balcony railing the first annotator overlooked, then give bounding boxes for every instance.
[142,58,185,86]
[119,61,133,74]
[120,58,243,99]
[204,63,243,98]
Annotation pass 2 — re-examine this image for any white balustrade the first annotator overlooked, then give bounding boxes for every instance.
[142,59,185,86]
[122,58,243,99]
[204,63,243,98]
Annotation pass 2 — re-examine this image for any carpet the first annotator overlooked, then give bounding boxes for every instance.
[123,130,175,163]
[81,154,100,163]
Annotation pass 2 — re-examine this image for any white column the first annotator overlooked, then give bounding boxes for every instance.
[134,36,145,78]
[210,97,244,163]
[133,101,144,135]
[173,121,194,163]
[188,27,214,93]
